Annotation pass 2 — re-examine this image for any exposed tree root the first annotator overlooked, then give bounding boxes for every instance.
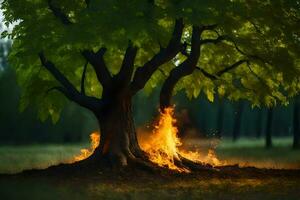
[12,147,300,180]
[20,153,219,177]
[4,156,299,181]
[175,154,217,172]
[127,157,167,174]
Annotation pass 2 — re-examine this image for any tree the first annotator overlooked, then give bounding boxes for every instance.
[256,108,263,138]
[2,0,300,170]
[265,108,273,149]
[293,97,300,149]
[232,101,244,142]
[216,98,224,138]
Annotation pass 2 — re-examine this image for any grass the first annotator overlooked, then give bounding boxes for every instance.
[1,173,300,200]
[0,139,300,200]
[0,137,299,173]
[0,138,300,200]
[216,138,300,169]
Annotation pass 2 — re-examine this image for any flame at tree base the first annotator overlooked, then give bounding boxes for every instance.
[139,107,188,172]
[74,132,100,161]
[74,107,222,172]
[139,107,222,172]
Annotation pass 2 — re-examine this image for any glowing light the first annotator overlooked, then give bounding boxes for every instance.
[73,107,222,172]
[140,107,222,172]
[74,132,100,161]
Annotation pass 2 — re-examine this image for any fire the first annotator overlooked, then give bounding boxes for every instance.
[73,107,221,172]
[74,132,100,161]
[139,107,188,172]
[179,149,222,166]
[140,107,222,172]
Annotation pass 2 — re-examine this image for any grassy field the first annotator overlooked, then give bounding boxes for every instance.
[0,137,299,173]
[216,138,300,169]
[0,138,300,200]
[1,175,300,200]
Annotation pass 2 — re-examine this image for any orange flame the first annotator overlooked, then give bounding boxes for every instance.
[73,107,221,172]
[74,132,100,161]
[139,107,188,172]
[140,107,222,172]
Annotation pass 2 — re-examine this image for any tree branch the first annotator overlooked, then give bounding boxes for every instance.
[46,86,67,96]
[195,59,248,80]
[85,0,91,7]
[195,67,218,80]
[180,42,189,57]
[39,52,101,111]
[215,36,271,66]
[130,18,184,95]
[202,24,218,31]
[81,61,88,95]
[115,41,138,85]
[81,48,112,88]
[160,26,202,110]
[39,52,78,94]
[216,59,249,76]
[48,0,72,25]
[200,35,226,45]
[200,33,271,67]
[248,20,263,35]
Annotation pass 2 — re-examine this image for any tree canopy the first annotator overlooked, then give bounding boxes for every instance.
[1,0,300,122]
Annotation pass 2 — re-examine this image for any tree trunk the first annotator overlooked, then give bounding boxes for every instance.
[216,98,224,138]
[256,109,263,139]
[265,108,273,149]
[89,92,144,167]
[232,101,244,142]
[293,97,300,149]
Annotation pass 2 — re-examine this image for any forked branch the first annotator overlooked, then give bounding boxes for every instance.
[160,26,202,109]
[81,48,112,88]
[115,41,138,85]
[130,18,184,95]
[39,52,102,111]
[39,52,78,95]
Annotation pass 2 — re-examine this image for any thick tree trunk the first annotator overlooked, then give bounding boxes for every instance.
[89,92,144,168]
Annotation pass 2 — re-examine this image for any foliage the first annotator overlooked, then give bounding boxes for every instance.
[1,0,300,122]
[0,53,97,142]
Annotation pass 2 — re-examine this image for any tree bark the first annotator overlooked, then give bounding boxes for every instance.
[216,98,224,138]
[265,108,273,149]
[256,109,263,139]
[160,26,202,110]
[232,101,244,142]
[89,91,144,167]
[39,19,186,170]
[293,97,300,149]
